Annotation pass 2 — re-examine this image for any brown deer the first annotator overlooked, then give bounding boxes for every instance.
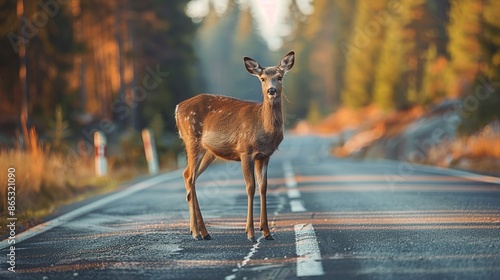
[175,51,295,242]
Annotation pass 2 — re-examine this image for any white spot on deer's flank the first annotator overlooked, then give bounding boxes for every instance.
[199,122,203,127]
[218,110,222,113]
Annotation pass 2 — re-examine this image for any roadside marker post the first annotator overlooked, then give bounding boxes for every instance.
[94,131,107,176]
[142,128,159,175]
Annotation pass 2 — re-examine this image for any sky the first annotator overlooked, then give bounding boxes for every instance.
[186,0,314,50]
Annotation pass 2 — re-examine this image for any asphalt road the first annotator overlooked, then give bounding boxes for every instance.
[2,135,500,279]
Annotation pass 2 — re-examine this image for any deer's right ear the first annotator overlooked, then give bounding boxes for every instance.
[244,57,263,76]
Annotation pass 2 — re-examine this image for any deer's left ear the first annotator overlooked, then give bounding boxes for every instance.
[244,57,263,76]
[279,51,295,73]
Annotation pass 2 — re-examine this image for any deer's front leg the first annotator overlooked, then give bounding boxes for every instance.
[255,157,274,240]
[241,155,256,243]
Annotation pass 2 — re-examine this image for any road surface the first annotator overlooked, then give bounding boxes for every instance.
[2,135,500,279]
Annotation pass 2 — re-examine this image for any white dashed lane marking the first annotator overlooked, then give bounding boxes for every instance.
[283,161,298,188]
[295,223,325,277]
[283,161,303,212]
[283,162,325,277]
[290,200,306,212]
[287,188,301,199]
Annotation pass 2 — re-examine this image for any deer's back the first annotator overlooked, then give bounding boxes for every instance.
[176,94,281,161]
[176,93,259,139]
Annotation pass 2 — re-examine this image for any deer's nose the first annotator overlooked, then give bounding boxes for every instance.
[267,88,277,95]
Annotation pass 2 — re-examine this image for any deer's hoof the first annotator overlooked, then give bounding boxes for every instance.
[194,235,203,241]
[202,234,212,240]
[248,236,257,243]
[264,234,275,240]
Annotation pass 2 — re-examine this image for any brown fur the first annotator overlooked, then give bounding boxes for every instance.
[175,51,295,242]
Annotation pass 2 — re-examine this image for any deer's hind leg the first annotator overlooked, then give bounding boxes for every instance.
[183,145,215,240]
[193,152,216,240]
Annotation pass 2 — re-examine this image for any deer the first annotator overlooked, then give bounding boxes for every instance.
[175,51,295,242]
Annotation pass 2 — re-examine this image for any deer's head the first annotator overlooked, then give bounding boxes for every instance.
[244,51,295,102]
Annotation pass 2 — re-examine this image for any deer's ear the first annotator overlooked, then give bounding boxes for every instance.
[244,57,263,76]
[279,51,295,73]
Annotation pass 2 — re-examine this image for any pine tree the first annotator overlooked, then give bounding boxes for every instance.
[341,0,388,108]
[419,44,448,103]
[446,0,483,98]
[284,0,355,121]
[373,0,434,111]
[458,0,500,134]
[372,3,407,111]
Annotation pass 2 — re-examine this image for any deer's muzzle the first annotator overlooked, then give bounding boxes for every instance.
[267,88,277,96]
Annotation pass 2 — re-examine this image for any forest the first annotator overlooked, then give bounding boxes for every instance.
[194,0,499,135]
[0,0,499,162]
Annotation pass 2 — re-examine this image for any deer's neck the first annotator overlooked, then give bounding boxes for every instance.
[261,98,284,134]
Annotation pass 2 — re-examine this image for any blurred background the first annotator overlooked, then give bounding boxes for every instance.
[0,0,499,224]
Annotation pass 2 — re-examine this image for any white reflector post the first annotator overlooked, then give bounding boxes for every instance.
[142,128,159,174]
[94,131,107,176]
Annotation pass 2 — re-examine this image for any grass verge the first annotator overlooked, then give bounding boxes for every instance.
[0,118,182,240]
[0,148,142,239]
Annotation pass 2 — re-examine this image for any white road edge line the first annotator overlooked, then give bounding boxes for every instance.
[380,158,500,185]
[0,170,183,250]
[294,223,325,277]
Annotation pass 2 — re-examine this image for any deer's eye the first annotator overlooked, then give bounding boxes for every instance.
[260,78,265,82]
[277,76,283,81]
